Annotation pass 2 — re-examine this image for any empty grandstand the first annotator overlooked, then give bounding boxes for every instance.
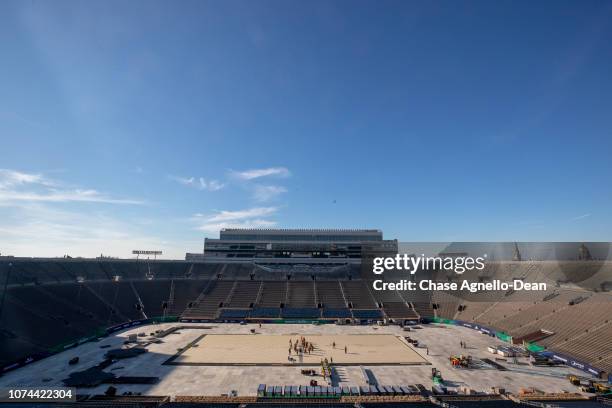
[2,257,611,374]
[0,237,611,407]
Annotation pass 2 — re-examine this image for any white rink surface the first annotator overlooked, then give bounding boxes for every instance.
[0,323,593,397]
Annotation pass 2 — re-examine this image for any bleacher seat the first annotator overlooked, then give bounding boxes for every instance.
[281,308,321,319]
[219,309,250,319]
[322,308,352,318]
[2,258,611,378]
[255,281,286,308]
[352,309,383,319]
[250,307,281,318]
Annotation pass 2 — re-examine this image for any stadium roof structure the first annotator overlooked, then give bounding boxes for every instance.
[220,228,383,233]
[216,228,387,243]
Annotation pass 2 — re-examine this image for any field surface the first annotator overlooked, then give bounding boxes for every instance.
[0,323,595,397]
[169,333,427,365]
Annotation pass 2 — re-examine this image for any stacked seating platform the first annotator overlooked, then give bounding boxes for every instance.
[2,258,611,379]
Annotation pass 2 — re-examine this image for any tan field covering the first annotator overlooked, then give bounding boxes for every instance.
[173,334,428,365]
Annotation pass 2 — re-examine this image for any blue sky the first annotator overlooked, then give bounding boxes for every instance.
[1,0,611,258]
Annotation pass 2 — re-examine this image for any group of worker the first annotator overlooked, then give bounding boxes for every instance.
[289,336,315,355]
[287,338,349,357]
[321,357,332,381]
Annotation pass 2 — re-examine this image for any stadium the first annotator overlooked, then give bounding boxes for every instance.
[0,230,610,408]
[3,0,612,406]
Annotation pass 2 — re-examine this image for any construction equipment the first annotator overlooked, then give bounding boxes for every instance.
[591,381,610,394]
[580,384,596,393]
[431,368,443,385]
[450,354,472,368]
[567,375,611,394]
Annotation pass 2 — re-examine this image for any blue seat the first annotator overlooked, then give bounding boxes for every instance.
[251,307,281,318]
[219,309,250,318]
[352,309,383,319]
[322,308,352,318]
[282,308,321,318]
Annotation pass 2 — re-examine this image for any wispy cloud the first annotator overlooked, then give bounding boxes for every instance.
[204,207,278,222]
[0,189,143,205]
[196,219,277,233]
[0,169,143,205]
[230,167,290,180]
[169,175,225,191]
[0,204,192,258]
[193,206,279,233]
[570,213,591,221]
[253,185,287,202]
[0,169,54,188]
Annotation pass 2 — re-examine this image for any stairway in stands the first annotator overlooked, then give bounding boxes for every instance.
[316,281,347,308]
[286,281,316,307]
[181,280,235,319]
